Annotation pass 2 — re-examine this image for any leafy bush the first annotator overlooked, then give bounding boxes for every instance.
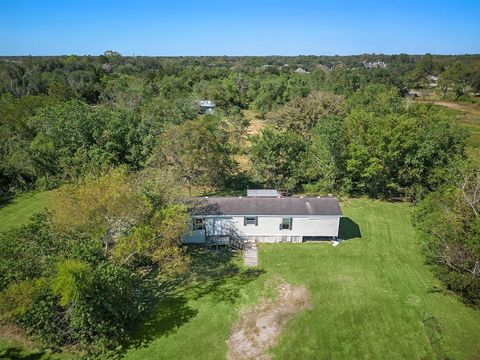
[0,278,48,320]
[0,170,190,353]
[0,213,60,291]
[413,164,480,305]
[52,259,94,306]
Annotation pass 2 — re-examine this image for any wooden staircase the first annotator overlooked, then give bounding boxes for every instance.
[205,229,257,266]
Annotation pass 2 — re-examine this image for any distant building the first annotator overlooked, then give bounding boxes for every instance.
[198,100,215,114]
[316,64,330,72]
[295,67,309,74]
[426,75,438,87]
[363,60,387,69]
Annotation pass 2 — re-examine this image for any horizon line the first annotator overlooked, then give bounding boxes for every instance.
[1,52,480,57]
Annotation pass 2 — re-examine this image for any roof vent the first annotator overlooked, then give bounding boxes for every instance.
[247,189,279,197]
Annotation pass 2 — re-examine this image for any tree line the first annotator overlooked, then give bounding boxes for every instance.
[2,52,479,196]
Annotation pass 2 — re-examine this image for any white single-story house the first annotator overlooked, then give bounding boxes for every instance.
[183,195,342,245]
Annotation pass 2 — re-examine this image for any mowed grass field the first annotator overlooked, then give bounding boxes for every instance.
[0,191,52,231]
[124,199,480,360]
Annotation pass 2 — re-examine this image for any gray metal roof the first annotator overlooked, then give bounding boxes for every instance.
[247,189,279,197]
[190,197,342,216]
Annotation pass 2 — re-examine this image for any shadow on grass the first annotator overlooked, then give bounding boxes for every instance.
[127,246,264,351]
[128,293,199,350]
[0,192,14,210]
[186,246,265,303]
[339,217,361,240]
[202,172,262,196]
[0,346,52,360]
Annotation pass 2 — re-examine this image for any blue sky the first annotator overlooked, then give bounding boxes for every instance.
[1,0,479,55]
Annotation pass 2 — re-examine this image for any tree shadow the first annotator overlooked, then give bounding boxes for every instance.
[0,192,14,210]
[215,172,262,196]
[339,217,361,240]
[126,246,264,352]
[127,293,199,350]
[0,346,53,360]
[185,246,265,303]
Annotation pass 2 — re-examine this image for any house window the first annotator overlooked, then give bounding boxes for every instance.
[280,217,292,230]
[244,216,258,226]
[194,218,204,230]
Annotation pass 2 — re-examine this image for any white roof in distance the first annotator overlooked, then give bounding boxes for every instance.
[198,100,215,107]
[247,189,279,197]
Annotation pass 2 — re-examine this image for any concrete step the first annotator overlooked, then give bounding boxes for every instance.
[243,245,258,267]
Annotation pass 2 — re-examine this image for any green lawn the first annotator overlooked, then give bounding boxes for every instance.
[0,191,52,232]
[124,199,480,360]
[1,197,478,359]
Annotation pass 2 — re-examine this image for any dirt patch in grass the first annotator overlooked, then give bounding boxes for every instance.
[227,283,311,360]
[432,101,465,111]
[0,324,36,348]
[419,100,480,116]
[242,110,265,136]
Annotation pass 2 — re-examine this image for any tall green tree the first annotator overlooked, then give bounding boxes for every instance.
[268,91,345,139]
[27,100,155,187]
[344,103,466,199]
[156,115,237,191]
[301,116,346,194]
[438,61,468,99]
[250,127,306,191]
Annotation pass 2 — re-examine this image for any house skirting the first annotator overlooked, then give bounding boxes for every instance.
[197,234,337,245]
[205,234,303,244]
[246,235,303,243]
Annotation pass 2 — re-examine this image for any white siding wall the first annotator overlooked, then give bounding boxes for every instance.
[183,215,340,243]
